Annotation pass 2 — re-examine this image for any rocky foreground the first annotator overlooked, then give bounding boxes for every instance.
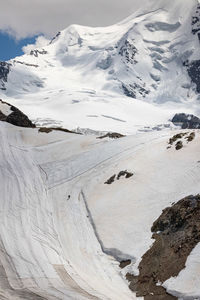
[127,195,200,300]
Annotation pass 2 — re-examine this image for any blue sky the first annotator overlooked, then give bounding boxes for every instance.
[0,0,142,62]
[0,32,38,61]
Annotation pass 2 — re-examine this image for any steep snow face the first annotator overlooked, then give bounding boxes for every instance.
[0,123,136,300]
[0,0,200,132]
[0,122,200,299]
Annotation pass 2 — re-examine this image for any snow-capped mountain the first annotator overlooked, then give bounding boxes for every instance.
[1,1,200,299]
[1,0,200,133]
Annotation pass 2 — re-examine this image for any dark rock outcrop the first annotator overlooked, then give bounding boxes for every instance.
[13,60,39,68]
[97,132,125,139]
[30,49,48,57]
[49,31,61,44]
[119,260,131,269]
[117,170,133,180]
[186,131,195,142]
[192,3,200,40]
[38,127,80,134]
[126,195,200,300]
[182,3,200,92]
[122,82,149,99]
[119,39,138,65]
[105,170,133,185]
[167,132,195,150]
[0,100,35,128]
[186,59,200,93]
[172,113,200,129]
[122,83,136,98]
[175,140,183,150]
[104,175,116,185]
[168,133,187,145]
[0,61,11,90]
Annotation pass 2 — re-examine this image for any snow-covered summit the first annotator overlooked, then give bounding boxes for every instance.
[0,0,200,133]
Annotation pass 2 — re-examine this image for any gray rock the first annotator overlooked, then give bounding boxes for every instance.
[172,113,200,129]
[0,99,36,128]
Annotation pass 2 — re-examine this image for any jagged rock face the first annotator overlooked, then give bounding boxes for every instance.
[0,62,11,90]
[118,39,138,65]
[122,82,149,99]
[184,59,200,93]
[182,4,200,94]
[126,195,200,300]
[172,113,200,129]
[0,100,35,128]
[49,31,61,44]
[13,60,39,68]
[192,3,200,39]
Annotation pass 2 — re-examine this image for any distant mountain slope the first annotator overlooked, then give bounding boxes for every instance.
[0,0,200,132]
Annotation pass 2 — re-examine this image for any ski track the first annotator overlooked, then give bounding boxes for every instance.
[0,123,137,299]
[1,123,200,300]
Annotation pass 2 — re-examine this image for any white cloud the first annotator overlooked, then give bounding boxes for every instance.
[0,0,146,40]
[22,36,50,53]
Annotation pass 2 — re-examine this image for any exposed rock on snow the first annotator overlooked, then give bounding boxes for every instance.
[186,131,195,142]
[13,60,39,68]
[167,131,196,150]
[0,61,11,90]
[30,49,48,57]
[175,140,183,150]
[38,126,80,134]
[0,99,35,128]
[192,2,200,38]
[49,31,61,44]
[172,113,200,129]
[117,170,134,180]
[126,195,200,300]
[168,133,187,145]
[97,132,125,139]
[104,171,133,184]
[118,39,138,65]
[185,59,200,93]
[119,260,132,269]
[104,174,116,185]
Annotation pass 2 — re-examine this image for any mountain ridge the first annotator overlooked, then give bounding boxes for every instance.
[0,0,200,133]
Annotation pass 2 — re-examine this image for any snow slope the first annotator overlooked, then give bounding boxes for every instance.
[0,0,200,298]
[0,122,200,299]
[1,0,200,132]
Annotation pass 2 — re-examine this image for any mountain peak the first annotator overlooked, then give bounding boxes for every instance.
[0,0,200,132]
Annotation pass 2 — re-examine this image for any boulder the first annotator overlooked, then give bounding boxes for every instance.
[172,113,200,129]
[0,99,35,128]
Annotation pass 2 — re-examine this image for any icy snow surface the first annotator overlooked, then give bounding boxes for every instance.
[0,0,200,298]
[1,0,200,132]
[0,122,200,299]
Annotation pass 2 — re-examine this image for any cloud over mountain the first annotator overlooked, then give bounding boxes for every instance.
[0,0,145,39]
